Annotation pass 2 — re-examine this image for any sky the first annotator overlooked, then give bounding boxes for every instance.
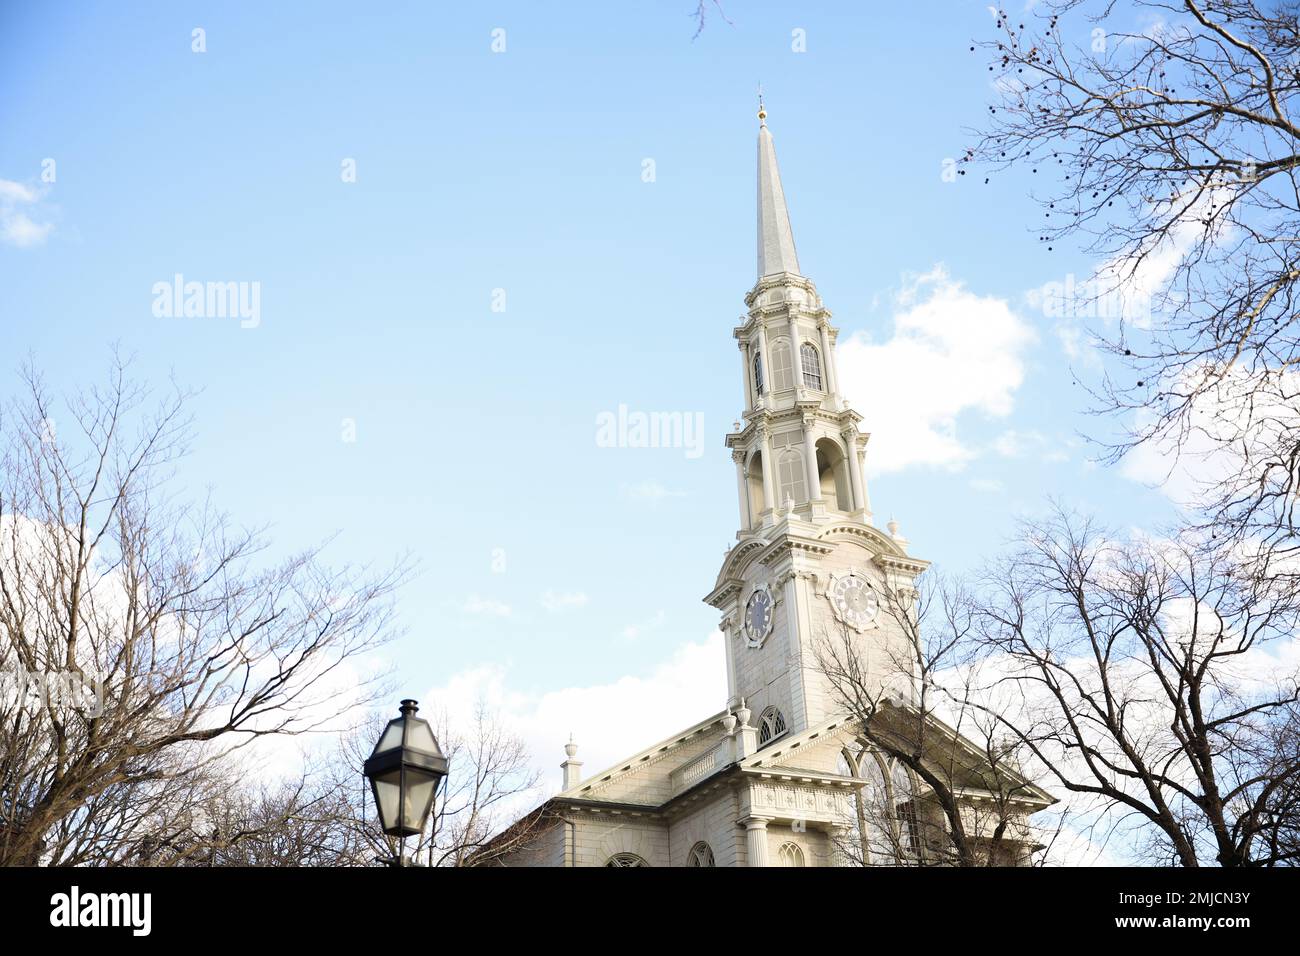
[0,2,1189,809]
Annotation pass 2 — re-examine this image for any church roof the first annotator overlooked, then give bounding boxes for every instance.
[756,107,801,279]
[558,709,730,806]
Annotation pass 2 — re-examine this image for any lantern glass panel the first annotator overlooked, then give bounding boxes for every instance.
[373,719,405,755]
[405,720,441,755]
[370,767,402,832]
[402,772,440,833]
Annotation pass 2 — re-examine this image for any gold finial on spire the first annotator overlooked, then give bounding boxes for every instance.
[757,83,766,125]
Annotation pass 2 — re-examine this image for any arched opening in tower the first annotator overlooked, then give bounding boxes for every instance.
[746,449,766,527]
[816,437,851,512]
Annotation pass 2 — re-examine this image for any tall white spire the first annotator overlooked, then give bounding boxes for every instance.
[756,100,801,279]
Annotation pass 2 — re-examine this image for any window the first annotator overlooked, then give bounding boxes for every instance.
[836,749,855,778]
[777,841,805,867]
[758,706,787,745]
[890,762,923,861]
[771,341,794,391]
[777,449,806,506]
[605,853,648,867]
[853,746,901,866]
[753,351,765,396]
[687,842,715,867]
[800,343,823,390]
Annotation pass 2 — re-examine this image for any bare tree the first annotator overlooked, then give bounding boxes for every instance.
[973,506,1300,866]
[970,1,1300,569]
[816,576,1050,867]
[117,765,374,868]
[690,1,732,40]
[1257,704,1300,863]
[0,355,406,866]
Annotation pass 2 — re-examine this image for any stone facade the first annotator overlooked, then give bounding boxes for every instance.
[479,107,1054,867]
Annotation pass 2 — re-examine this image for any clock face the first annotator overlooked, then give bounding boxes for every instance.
[743,587,774,646]
[829,574,879,631]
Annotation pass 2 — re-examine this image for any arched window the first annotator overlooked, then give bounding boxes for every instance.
[889,761,923,862]
[753,351,765,396]
[605,852,648,867]
[687,841,715,867]
[836,749,855,778]
[777,449,806,506]
[770,341,794,391]
[758,706,787,746]
[837,746,870,865]
[800,343,823,390]
[850,752,925,865]
[777,841,805,867]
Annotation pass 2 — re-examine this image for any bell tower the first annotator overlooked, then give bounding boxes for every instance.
[705,103,929,742]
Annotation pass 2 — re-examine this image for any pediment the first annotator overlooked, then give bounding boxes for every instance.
[742,714,864,778]
[564,711,731,806]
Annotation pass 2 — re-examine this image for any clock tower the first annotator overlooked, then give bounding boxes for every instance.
[705,103,930,742]
[479,103,1055,869]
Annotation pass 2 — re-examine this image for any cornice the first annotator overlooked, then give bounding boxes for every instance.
[812,520,929,570]
[735,311,840,340]
[727,405,849,448]
[760,531,835,566]
[554,797,663,819]
[743,272,821,307]
[874,553,931,575]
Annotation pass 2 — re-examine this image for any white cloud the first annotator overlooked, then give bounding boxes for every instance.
[0,178,54,247]
[462,594,512,617]
[1121,365,1299,505]
[0,180,39,203]
[1039,188,1226,362]
[992,428,1068,463]
[421,632,727,798]
[622,608,665,642]
[992,428,1042,458]
[621,480,686,502]
[969,478,1004,494]
[541,589,589,612]
[837,266,1036,475]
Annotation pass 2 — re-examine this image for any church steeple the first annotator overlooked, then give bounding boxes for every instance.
[707,101,927,741]
[756,101,801,279]
[725,105,871,534]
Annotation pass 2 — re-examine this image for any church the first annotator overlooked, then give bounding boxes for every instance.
[479,104,1054,867]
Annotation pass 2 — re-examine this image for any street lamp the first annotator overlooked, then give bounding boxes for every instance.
[363,699,449,864]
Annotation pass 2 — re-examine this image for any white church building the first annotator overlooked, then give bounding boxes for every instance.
[479,105,1054,867]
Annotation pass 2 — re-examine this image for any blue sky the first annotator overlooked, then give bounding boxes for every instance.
[0,2,1183,782]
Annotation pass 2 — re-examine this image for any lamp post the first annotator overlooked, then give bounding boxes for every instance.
[363,699,449,866]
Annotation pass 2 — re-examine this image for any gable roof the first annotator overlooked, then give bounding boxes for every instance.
[560,709,730,805]
[743,707,1056,807]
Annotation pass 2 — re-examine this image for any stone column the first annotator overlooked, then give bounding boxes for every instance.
[733,449,750,530]
[744,816,772,867]
[757,325,772,409]
[858,448,871,516]
[740,340,754,411]
[827,824,850,867]
[803,417,822,502]
[819,323,838,402]
[759,428,776,518]
[789,316,805,389]
[844,428,866,515]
